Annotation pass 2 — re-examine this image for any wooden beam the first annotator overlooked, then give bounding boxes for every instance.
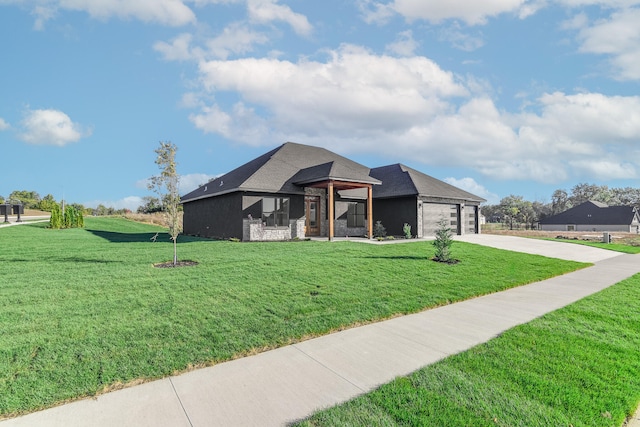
[367,184,373,239]
[328,181,334,241]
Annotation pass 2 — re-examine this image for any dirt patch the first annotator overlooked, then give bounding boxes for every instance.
[153,260,198,268]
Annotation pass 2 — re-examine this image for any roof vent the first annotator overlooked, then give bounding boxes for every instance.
[220,180,224,186]
[204,186,208,192]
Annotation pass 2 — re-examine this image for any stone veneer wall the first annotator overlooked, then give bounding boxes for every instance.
[334,219,367,238]
[243,219,305,241]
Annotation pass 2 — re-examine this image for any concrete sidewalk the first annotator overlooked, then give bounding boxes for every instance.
[2,236,639,426]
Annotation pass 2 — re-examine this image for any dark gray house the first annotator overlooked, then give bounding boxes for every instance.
[539,200,640,233]
[371,164,485,238]
[181,142,486,241]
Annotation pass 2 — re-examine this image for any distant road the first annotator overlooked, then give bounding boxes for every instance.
[0,215,50,228]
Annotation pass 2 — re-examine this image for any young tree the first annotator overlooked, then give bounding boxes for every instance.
[432,216,454,263]
[148,141,182,266]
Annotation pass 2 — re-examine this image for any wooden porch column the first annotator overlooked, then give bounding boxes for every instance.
[328,180,334,241]
[367,184,373,239]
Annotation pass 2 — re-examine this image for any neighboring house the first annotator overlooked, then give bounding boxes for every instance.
[370,164,486,238]
[538,200,640,233]
[181,142,486,241]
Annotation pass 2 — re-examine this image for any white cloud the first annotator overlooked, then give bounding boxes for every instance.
[247,0,312,36]
[574,7,640,80]
[358,0,395,24]
[554,0,640,7]
[7,0,196,28]
[136,173,218,195]
[444,177,499,204]
[179,173,218,193]
[385,30,419,57]
[32,5,57,30]
[154,25,269,62]
[187,45,640,183]
[84,196,144,211]
[0,118,9,131]
[65,0,196,25]
[19,109,90,146]
[154,33,197,61]
[438,23,485,51]
[194,44,467,145]
[380,0,530,25]
[205,22,269,59]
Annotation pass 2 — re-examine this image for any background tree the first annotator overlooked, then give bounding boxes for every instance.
[137,196,163,214]
[569,183,607,206]
[9,190,40,208]
[551,189,571,215]
[38,194,58,212]
[518,200,536,229]
[499,195,524,230]
[479,204,502,223]
[531,200,551,224]
[0,195,4,204]
[148,141,182,266]
[612,187,640,210]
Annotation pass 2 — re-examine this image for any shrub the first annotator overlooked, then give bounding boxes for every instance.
[403,223,412,239]
[49,204,63,229]
[373,221,387,239]
[432,217,455,263]
[63,206,74,229]
[50,203,84,229]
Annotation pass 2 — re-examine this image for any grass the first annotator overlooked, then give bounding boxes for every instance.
[296,274,640,427]
[0,217,587,417]
[542,238,640,254]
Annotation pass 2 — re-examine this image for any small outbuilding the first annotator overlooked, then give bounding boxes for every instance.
[538,200,640,233]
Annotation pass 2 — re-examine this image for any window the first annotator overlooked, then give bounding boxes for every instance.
[262,197,289,227]
[347,202,365,227]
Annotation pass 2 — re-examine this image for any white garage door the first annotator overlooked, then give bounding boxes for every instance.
[423,203,459,236]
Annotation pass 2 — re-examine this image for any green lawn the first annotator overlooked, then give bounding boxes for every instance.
[296,274,640,427]
[543,238,640,254]
[0,217,587,417]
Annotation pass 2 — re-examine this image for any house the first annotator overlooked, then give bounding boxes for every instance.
[370,164,486,238]
[181,142,486,241]
[538,200,640,233]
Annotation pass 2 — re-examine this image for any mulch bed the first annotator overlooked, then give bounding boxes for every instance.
[153,260,199,268]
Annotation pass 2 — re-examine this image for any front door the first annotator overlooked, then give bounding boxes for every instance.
[305,196,321,236]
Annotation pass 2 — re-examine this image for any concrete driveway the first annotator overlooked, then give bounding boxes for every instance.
[455,233,620,263]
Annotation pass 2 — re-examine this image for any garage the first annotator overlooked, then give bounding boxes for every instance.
[422,203,460,236]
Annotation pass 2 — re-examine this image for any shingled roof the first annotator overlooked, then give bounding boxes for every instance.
[370,164,486,202]
[539,200,639,225]
[181,142,381,203]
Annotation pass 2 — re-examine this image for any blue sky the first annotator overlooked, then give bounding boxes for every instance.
[1,0,639,209]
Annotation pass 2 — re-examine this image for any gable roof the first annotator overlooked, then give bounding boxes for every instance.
[370,164,486,203]
[539,200,639,225]
[181,142,380,203]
